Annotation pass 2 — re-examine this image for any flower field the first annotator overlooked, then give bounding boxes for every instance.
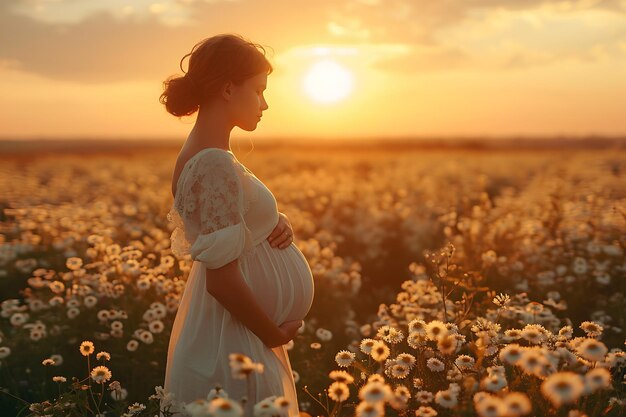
[0,143,624,417]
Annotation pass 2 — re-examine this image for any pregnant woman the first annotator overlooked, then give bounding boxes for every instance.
[160,34,314,416]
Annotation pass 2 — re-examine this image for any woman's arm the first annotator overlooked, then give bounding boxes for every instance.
[205,261,284,348]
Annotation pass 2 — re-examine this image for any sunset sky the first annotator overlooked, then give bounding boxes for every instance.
[0,0,625,140]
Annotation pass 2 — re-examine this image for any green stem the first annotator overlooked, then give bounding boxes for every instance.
[0,389,30,404]
[324,389,329,413]
[302,386,329,415]
[86,356,101,416]
[15,404,30,417]
[87,355,91,389]
[97,381,104,411]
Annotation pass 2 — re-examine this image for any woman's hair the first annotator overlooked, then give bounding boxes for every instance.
[159,33,273,117]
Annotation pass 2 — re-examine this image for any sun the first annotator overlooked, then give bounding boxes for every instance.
[303,59,354,104]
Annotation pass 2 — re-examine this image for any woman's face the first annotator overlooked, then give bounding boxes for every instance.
[228,72,268,131]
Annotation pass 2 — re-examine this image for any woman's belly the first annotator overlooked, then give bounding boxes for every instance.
[240,240,314,324]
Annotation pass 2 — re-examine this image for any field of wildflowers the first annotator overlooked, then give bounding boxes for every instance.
[0,144,624,416]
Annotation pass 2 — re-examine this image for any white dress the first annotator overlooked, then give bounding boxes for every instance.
[164,148,314,416]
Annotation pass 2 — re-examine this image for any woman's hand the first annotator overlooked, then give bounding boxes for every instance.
[276,320,303,345]
[267,212,294,249]
[265,320,302,348]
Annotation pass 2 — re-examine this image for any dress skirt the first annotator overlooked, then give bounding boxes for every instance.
[164,238,314,417]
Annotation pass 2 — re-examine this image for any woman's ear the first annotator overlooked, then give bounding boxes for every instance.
[221,80,233,101]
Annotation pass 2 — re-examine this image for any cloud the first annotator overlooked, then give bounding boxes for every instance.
[9,0,196,25]
[443,4,626,71]
[314,0,626,73]
[331,0,625,45]
[0,0,624,82]
[0,1,198,82]
[370,45,471,73]
[0,0,333,83]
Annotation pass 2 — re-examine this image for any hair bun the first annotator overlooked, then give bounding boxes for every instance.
[159,75,200,117]
[159,33,273,118]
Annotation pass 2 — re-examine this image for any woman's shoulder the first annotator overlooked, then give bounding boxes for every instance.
[193,147,236,163]
[188,148,239,174]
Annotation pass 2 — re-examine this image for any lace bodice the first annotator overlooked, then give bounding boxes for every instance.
[167,148,279,268]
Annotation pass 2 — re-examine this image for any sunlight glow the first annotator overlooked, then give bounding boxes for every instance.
[303,60,354,104]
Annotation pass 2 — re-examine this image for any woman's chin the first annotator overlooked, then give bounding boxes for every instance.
[239,122,259,132]
[237,118,261,132]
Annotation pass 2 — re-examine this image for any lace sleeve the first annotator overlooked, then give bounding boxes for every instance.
[167,150,253,269]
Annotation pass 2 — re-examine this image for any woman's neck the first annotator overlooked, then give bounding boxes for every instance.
[190,103,234,151]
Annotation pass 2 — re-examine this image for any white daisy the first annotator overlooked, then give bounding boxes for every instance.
[355,401,384,417]
[503,392,531,416]
[126,340,139,352]
[474,393,508,417]
[335,350,356,367]
[584,367,612,393]
[415,390,434,404]
[208,397,242,417]
[389,363,410,379]
[48,353,63,366]
[493,293,511,308]
[516,348,547,376]
[446,368,463,382]
[83,295,98,308]
[503,329,522,342]
[426,320,449,341]
[407,332,427,349]
[90,366,112,384]
[66,257,83,271]
[148,320,164,334]
[408,319,427,334]
[395,353,416,369]
[370,341,390,362]
[414,406,438,417]
[580,321,603,338]
[368,374,385,384]
[79,340,95,356]
[316,328,333,342]
[437,334,458,355]
[138,330,154,344]
[253,397,279,417]
[499,344,524,365]
[127,402,145,413]
[232,362,264,379]
[540,372,585,407]
[359,338,376,354]
[328,370,354,384]
[455,354,475,369]
[576,339,608,362]
[521,324,547,345]
[228,353,252,368]
[435,388,458,408]
[558,326,573,339]
[358,381,391,403]
[481,372,507,392]
[394,384,410,401]
[328,381,350,402]
[376,325,404,344]
[273,396,290,415]
[207,386,228,401]
[426,357,445,372]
